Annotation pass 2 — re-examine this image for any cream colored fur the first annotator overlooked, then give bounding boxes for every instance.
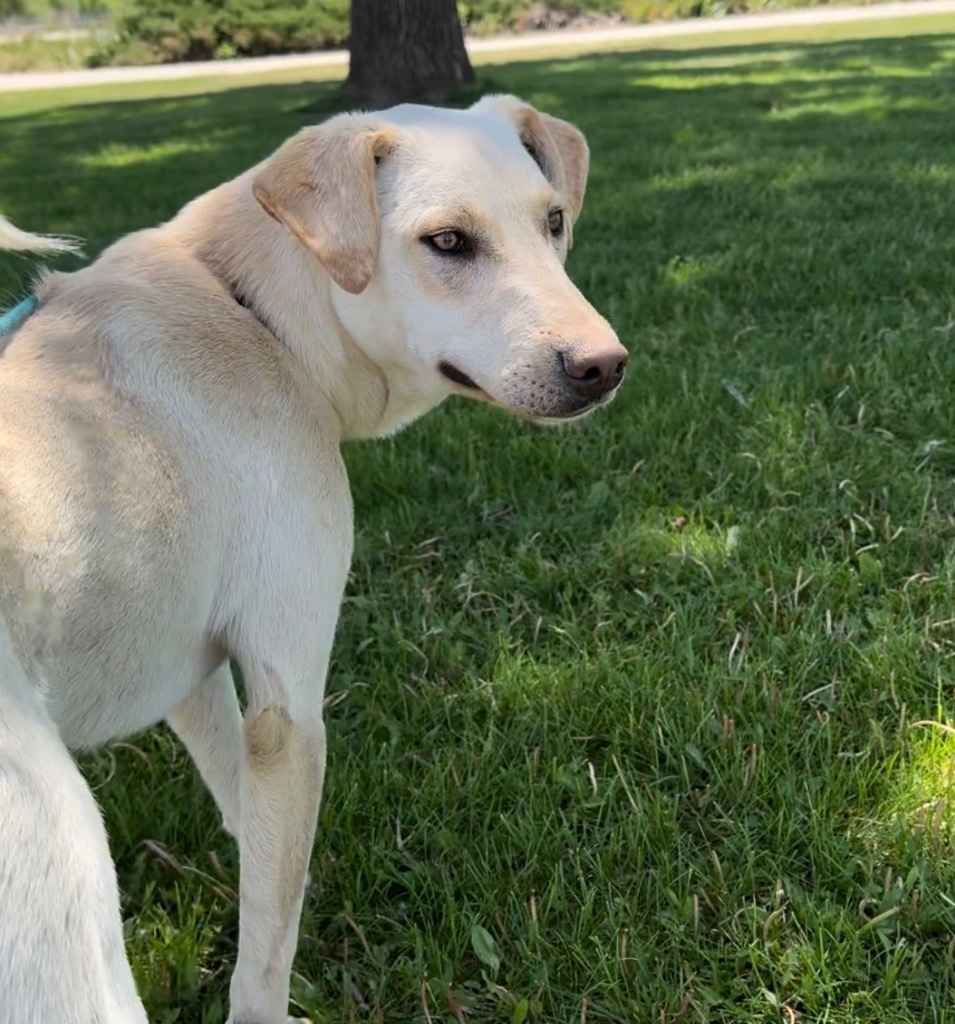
[0,95,625,1024]
[0,216,81,255]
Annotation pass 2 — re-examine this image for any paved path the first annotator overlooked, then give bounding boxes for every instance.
[2,0,954,93]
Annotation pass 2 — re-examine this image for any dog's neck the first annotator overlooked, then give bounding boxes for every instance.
[167,173,436,441]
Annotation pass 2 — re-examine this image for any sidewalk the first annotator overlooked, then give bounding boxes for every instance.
[2,0,954,93]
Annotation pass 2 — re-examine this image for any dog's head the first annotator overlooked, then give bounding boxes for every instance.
[252,95,627,425]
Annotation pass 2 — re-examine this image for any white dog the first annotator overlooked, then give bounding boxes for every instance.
[0,94,626,1024]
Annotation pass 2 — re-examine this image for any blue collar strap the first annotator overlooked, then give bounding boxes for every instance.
[0,293,39,339]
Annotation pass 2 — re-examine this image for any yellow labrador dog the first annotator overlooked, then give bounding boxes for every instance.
[0,94,626,1024]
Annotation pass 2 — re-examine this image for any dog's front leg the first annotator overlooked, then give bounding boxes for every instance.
[227,668,327,1024]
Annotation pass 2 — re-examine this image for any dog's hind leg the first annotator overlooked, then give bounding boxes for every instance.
[227,674,328,1024]
[0,626,146,1024]
[167,660,244,838]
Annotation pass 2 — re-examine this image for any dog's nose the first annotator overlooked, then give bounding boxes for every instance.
[560,343,629,401]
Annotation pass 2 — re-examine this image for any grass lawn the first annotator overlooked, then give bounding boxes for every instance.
[5,13,955,1024]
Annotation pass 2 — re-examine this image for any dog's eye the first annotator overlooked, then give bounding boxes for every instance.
[548,209,564,237]
[426,230,469,255]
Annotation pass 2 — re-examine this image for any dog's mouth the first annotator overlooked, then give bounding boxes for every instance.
[438,360,481,391]
[438,360,618,424]
[527,387,620,427]
[529,404,600,427]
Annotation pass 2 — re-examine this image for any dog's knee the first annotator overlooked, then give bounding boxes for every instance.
[244,705,293,767]
[243,706,326,785]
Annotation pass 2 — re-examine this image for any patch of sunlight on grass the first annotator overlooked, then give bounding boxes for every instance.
[647,164,747,191]
[630,48,815,74]
[776,93,898,120]
[627,68,859,91]
[628,59,940,100]
[78,140,216,169]
[890,162,955,185]
[489,649,587,700]
[606,514,741,570]
[778,84,949,122]
[885,722,955,846]
[488,645,648,707]
[895,95,954,114]
[661,253,723,292]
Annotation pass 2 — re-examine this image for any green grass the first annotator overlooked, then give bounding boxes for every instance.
[5,13,955,1024]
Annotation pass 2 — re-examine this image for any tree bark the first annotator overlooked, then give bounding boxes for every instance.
[345,0,476,108]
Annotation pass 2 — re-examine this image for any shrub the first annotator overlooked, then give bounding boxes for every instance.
[103,0,349,64]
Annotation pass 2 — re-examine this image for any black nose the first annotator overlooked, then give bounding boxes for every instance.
[559,346,629,401]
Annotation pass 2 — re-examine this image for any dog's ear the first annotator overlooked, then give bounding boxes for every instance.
[471,95,590,245]
[532,112,589,227]
[517,109,590,249]
[252,120,397,294]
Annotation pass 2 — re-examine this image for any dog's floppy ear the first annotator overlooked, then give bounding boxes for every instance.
[252,119,397,294]
[472,95,590,245]
[532,112,589,226]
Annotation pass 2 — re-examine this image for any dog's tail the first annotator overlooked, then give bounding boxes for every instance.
[0,214,83,256]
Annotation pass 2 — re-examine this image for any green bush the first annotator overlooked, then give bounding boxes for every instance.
[102,0,349,64]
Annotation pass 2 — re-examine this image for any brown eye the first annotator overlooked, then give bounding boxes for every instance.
[548,209,564,237]
[427,230,468,254]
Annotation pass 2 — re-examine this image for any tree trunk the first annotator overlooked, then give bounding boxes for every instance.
[345,0,476,108]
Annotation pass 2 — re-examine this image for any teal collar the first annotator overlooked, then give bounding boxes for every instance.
[0,293,39,339]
